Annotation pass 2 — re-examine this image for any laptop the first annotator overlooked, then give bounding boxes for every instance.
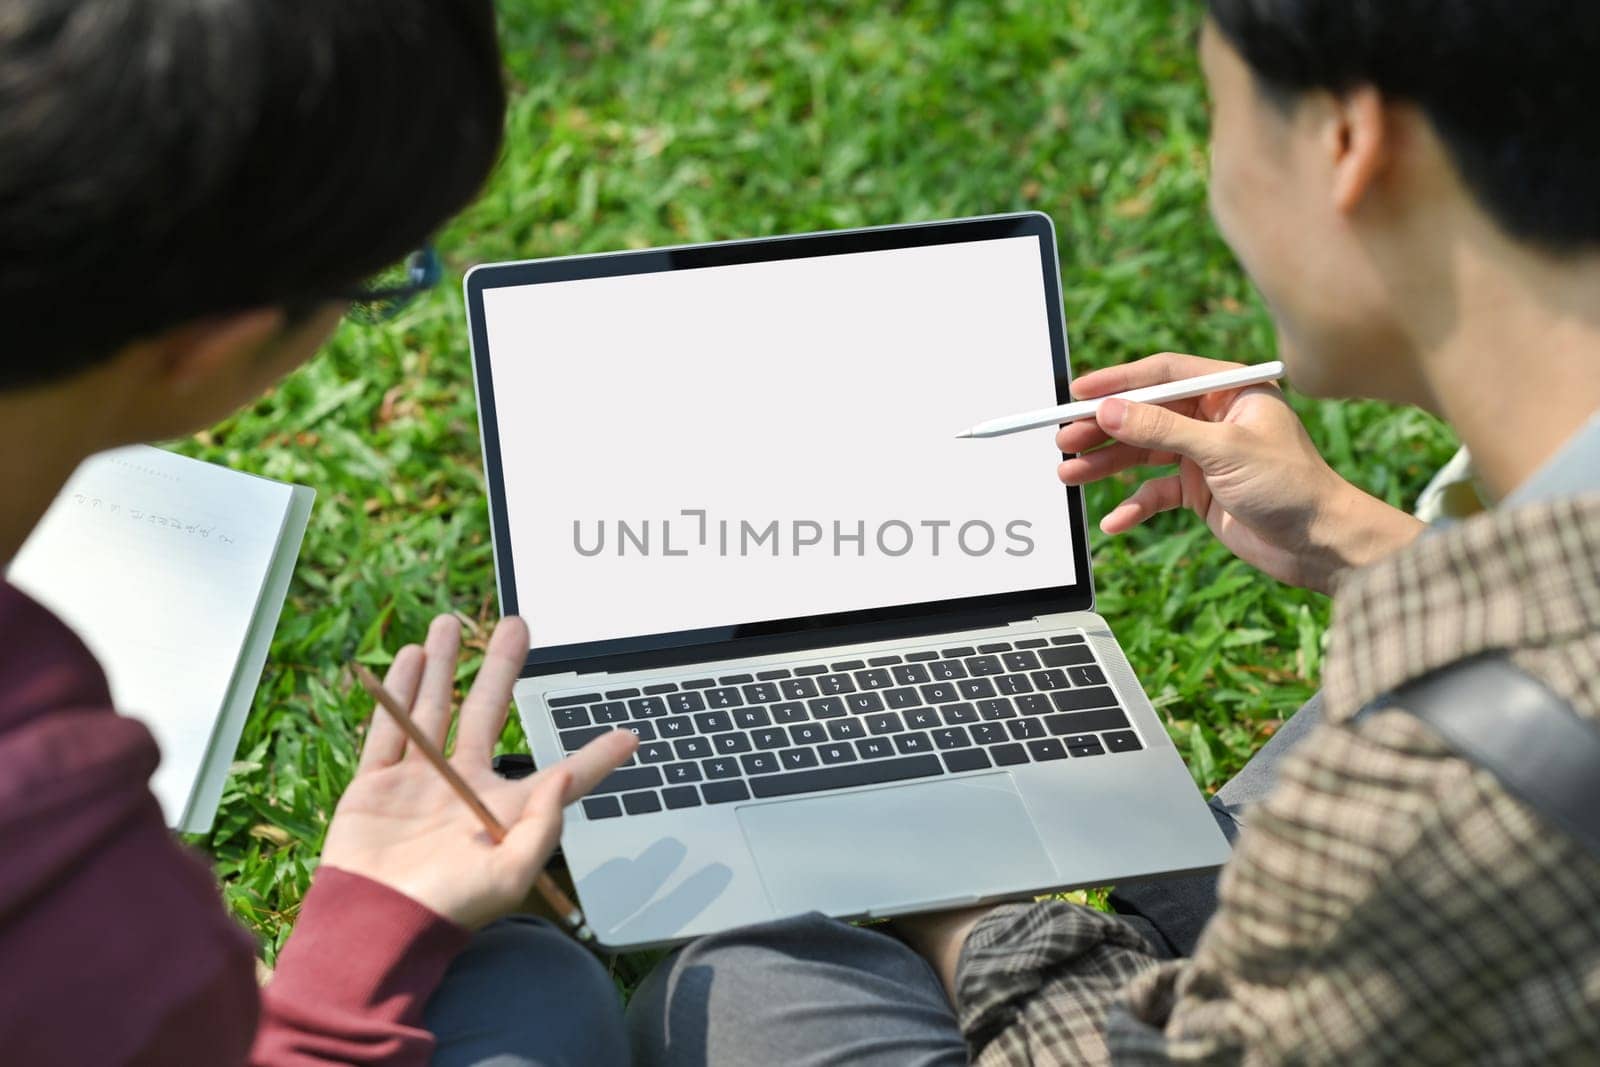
[464,212,1231,951]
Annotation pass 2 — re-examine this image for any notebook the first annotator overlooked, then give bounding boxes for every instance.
[7,444,313,833]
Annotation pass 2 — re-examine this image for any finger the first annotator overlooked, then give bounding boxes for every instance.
[1055,419,1111,455]
[1097,398,1237,469]
[1100,475,1184,535]
[358,643,424,771]
[454,616,531,764]
[552,729,640,804]
[406,614,462,758]
[1070,352,1243,400]
[1057,442,1177,486]
[497,770,571,882]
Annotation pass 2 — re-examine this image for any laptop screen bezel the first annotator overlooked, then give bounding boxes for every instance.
[465,212,1093,677]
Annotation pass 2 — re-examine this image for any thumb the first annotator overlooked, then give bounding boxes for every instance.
[498,768,570,874]
[1097,398,1235,469]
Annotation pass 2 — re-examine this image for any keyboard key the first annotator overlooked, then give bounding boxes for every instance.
[789,723,826,746]
[749,754,943,799]
[605,688,640,699]
[741,752,780,775]
[622,791,662,815]
[1015,638,1048,649]
[959,678,997,700]
[781,678,819,700]
[818,673,856,695]
[713,732,752,754]
[978,699,1015,720]
[674,737,712,759]
[702,757,740,779]
[1069,742,1106,757]
[865,712,904,735]
[991,743,1028,766]
[794,664,828,676]
[593,701,630,723]
[1068,665,1107,687]
[997,675,1034,696]
[819,742,858,764]
[1028,738,1068,761]
[1016,694,1054,716]
[719,674,754,685]
[941,702,979,725]
[933,727,971,749]
[667,691,705,714]
[621,721,657,742]
[681,677,717,689]
[894,731,933,755]
[854,668,893,689]
[658,715,693,738]
[702,780,751,804]
[847,692,885,714]
[629,696,666,719]
[663,762,702,784]
[809,697,847,719]
[1007,719,1044,740]
[892,663,931,685]
[707,687,743,709]
[856,737,894,759]
[885,687,921,709]
[638,741,673,763]
[944,749,993,773]
[742,682,780,704]
[734,707,772,729]
[905,708,941,730]
[827,718,865,740]
[941,646,976,658]
[558,725,613,751]
[643,682,678,695]
[591,766,664,794]
[868,654,902,666]
[964,655,1003,677]
[1031,669,1070,690]
[1048,697,1127,726]
[550,692,599,708]
[930,660,968,681]
[919,682,959,704]
[1105,730,1143,753]
[1003,651,1042,672]
[1047,706,1131,733]
[752,727,788,750]
[905,650,940,662]
[1041,645,1094,667]
[552,706,590,730]
[831,660,866,671]
[772,702,808,724]
[971,722,1008,745]
[756,668,792,680]
[694,711,734,733]
[979,642,1012,653]
[1062,734,1101,748]
[583,796,622,819]
[1050,634,1087,645]
[780,747,820,769]
[663,785,702,809]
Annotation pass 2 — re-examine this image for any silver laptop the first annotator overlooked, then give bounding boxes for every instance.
[465,212,1230,951]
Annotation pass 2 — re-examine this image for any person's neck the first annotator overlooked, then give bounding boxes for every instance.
[1413,233,1600,502]
[0,368,128,563]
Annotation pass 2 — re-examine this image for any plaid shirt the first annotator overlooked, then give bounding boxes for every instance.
[953,494,1600,1064]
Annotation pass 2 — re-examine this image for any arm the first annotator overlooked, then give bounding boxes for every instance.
[1058,352,1424,594]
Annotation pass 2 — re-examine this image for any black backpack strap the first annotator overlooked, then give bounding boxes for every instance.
[1353,654,1600,857]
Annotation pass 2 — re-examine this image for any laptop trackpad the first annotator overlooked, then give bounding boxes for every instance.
[736,773,1058,915]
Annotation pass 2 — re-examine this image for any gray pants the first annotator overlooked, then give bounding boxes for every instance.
[626,694,1324,1066]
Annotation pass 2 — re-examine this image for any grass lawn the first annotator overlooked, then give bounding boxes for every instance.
[178,0,1460,970]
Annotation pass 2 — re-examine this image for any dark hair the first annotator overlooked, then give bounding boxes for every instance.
[0,0,506,389]
[1206,0,1600,252]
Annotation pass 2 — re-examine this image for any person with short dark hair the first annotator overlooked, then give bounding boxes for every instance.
[628,2,1600,1062]
[0,3,636,1063]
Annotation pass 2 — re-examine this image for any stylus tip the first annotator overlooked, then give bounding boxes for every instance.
[954,430,973,439]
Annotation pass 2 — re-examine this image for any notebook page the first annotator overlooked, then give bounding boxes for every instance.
[8,445,292,827]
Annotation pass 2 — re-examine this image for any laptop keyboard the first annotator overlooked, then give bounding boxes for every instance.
[548,634,1145,821]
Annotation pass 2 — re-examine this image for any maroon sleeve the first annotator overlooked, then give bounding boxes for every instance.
[251,866,471,1066]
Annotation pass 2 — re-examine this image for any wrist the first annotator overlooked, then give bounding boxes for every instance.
[1307,483,1425,595]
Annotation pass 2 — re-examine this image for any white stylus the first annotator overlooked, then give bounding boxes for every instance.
[955,360,1286,439]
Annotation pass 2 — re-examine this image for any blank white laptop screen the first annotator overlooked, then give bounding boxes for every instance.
[479,233,1077,651]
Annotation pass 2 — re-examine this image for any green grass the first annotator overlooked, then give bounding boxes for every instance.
[178,0,1460,966]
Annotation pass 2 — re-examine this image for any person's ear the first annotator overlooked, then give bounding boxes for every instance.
[156,308,286,394]
[1325,85,1389,214]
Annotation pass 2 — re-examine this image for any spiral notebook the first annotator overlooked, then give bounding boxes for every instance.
[7,445,313,833]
